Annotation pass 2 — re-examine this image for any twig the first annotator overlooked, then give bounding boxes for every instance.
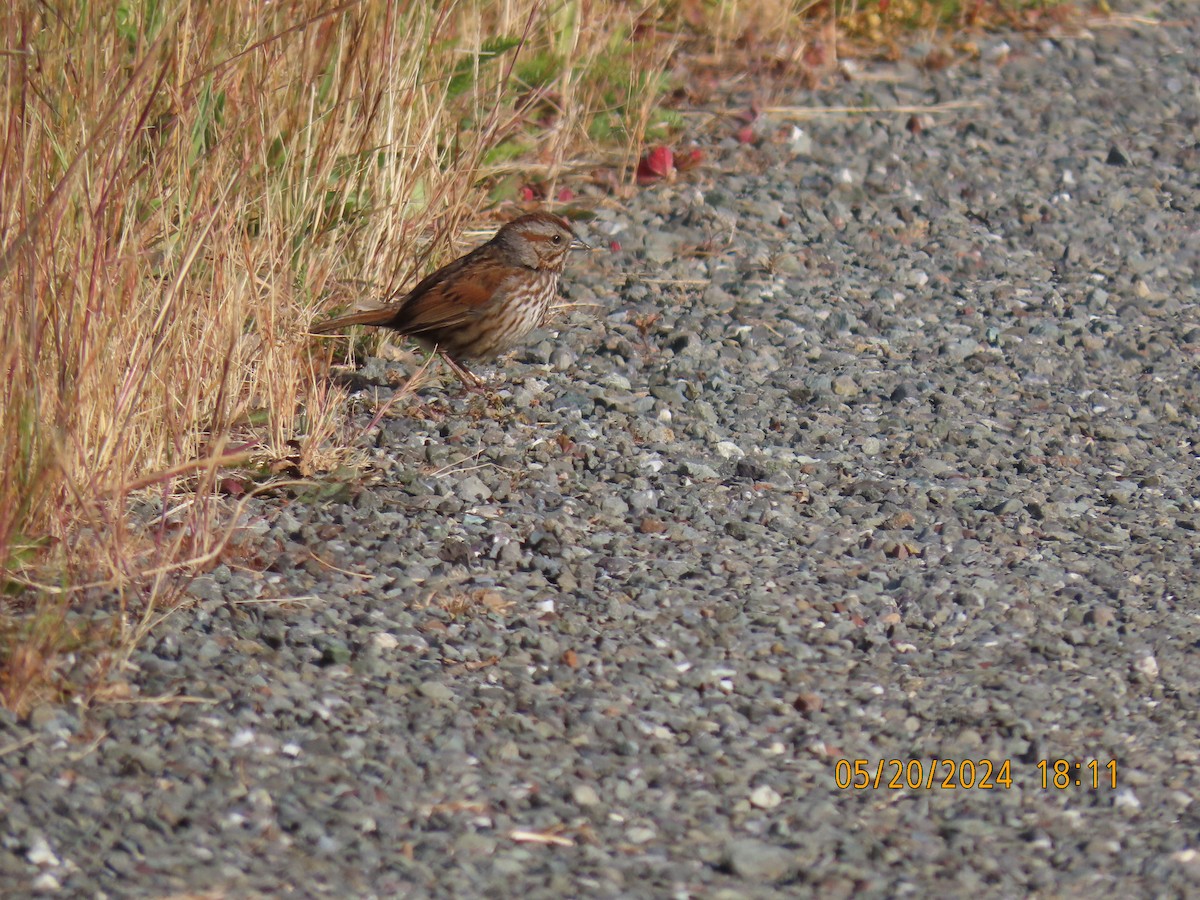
[510,829,575,847]
[0,735,38,758]
[761,99,984,119]
[108,694,218,706]
[679,99,983,121]
[430,448,487,479]
[306,549,373,579]
[357,351,437,437]
[228,595,320,607]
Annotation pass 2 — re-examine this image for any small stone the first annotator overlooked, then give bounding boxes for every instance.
[630,490,657,512]
[31,873,61,893]
[526,339,554,365]
[572,784,601,807]
[647,425,676,443]
[196,640,222,663]
[715,441,745,460]
[26,836,60,868]
[750,665,783,683]
[788,126,813,156]
[495,741,521,761]
[456,475,492,502]
[549,347,575,370]
[691,400,718,423]
[643,232,685,265]
[882,511,915,530]
[418,680,455,703]
[372,632,400,651]
[1132,655,1159,681]
[794,692,823,715]
[600,495,629,518]
[626,826,656,844]
[723,838,797,883]
[1114,789,1141,811]
[680,461,719,480]
[832,374,859,396]
[749,785,783,809]
[456,833,498,857]
[773,253,804,275]
[186,575,222,603]
[320,639,352,666]
[26,705,58,731]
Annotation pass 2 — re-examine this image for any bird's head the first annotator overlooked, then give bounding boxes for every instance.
[496,212,589,272]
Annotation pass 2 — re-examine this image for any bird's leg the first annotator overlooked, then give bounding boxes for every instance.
[439,350,484,391]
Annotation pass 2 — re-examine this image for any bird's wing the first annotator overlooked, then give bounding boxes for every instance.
[394,258,519,336]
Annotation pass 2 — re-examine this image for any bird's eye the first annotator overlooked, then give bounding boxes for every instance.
[552,234,562,243]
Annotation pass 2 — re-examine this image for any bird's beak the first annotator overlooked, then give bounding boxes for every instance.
[570,233,593,252]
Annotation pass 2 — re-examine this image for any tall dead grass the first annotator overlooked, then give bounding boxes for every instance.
[0,0,1075,711]
[0,0,673,712]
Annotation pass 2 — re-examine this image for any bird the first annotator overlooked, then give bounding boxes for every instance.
[310,211,588,387]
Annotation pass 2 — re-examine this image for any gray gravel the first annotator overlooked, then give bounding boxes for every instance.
[4,5,1200,897]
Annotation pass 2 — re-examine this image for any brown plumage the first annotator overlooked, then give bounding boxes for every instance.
[311,211,586,387]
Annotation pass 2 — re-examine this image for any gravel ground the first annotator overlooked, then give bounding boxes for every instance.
[4,5,1200,897]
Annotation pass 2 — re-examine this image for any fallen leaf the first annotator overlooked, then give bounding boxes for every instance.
[220,477,247,497]
[636,146,675,184]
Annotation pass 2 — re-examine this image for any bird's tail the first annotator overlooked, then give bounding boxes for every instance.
[309,307,396,334]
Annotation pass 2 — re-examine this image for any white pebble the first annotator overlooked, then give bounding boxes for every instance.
[372,632,400,651]
[1133,655,1159,680]
[715,441,744,460]
[26,836,60,868]
[749,785,783,809]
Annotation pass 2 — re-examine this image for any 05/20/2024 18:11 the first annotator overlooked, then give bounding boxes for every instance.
[833,759,1118,791]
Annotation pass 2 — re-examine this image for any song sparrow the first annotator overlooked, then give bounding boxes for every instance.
[310,211,587,386]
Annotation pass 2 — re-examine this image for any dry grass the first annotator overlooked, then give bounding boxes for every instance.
[0,0,675,712]
[0,0,1079,713]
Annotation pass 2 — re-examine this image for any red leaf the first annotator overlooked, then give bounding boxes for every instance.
[736,125,755,144]
[647,146,674,174]
[608,239,621,252]
[220,477,247,497]
[519,185,537,201]
[636,146,675,184]
[556,187,574,202]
